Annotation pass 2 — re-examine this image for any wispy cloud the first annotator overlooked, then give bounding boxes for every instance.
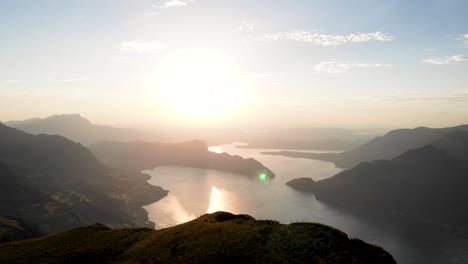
[423,55,468,65]
[120,40,167,54]
[458,34,468,48]
[1,80,24,84]
[373,91,468,103]
[237,23,255,32]
[152,0,194,9]
[315,61,391,74]
[43,78,89,82]
[260,30,394,46]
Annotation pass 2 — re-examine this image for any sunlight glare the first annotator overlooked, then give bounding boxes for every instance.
[207,186,223,213]
[208,146,223,153]
[154,49,249,122]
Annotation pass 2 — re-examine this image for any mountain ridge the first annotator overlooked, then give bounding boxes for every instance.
[264,124,468,168]
[0,211,396,264]
[0,123,168,235]
[90,140,276,180]
[286,130,468,229]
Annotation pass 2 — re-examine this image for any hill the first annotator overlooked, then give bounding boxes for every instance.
[90,140,275,180]
[0,123,167,235]
[264,124,468,168]
[286,130,468,228]
[0,211,395,264]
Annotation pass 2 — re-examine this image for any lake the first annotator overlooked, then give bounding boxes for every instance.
[144,143,468,264]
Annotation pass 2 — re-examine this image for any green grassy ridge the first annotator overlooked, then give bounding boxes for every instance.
[0,212,395,264]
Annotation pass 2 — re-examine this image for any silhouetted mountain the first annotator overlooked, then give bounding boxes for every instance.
[91,140,275,180]
[0,212,396,264]
[4,114,151,146]
[286,177,316,193]
[432,129,468,162]
[287,135,468,228]
[0,123,167,235]
[265,124,468,168]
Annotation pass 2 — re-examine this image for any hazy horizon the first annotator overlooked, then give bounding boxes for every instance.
[1,0,468,129]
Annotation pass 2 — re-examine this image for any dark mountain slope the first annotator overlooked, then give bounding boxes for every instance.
[0,124,167,235]
[0,212,396,264]
[91,140,275,180]
[433,129,468,161]
[287,143,468,228]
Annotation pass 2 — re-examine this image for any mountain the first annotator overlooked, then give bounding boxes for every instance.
[0,211,396,264]
[264,124,468,168]
[5,114,379,151]
[286,131,468,228]
[90,140,275,180]
[3,114,254,147]
[0,123,167,235]
[432,129,468,161]
[4,114,152,146]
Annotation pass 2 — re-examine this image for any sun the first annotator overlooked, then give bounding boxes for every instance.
[154,48,248,121]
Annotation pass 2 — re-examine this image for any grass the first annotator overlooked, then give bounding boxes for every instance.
[0,212,396,264]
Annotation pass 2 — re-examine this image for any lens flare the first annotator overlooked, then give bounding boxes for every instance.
[259,172,268,181]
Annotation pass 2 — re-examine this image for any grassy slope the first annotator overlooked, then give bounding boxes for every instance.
[0,212,395,264]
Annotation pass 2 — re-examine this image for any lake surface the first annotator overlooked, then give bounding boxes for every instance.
[144,143,468,264]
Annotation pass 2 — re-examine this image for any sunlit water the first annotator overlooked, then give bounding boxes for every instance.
[144,143,468,264]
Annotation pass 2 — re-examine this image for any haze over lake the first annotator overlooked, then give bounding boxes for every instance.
[143,143,468,264]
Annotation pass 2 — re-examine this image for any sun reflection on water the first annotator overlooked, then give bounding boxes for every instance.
[208,146,222,153]
[207,186,223,213]
[143,194,196,229]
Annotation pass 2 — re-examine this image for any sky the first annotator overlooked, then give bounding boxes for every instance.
[1,0,468,129]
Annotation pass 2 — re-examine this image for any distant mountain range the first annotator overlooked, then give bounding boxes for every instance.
[236,138,363,151]
[3,114,247,146]
[5,114,378,150]
[0,123,168,236]
[4,114,153,146]
[90,140,275,180]
[287,129,468,229]
[265,124,468,168]
[0,212,396,264]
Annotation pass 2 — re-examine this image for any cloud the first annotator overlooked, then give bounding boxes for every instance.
[315,61,391,74]
[43,78,89,82]
[120,40,167,54]
[458,34,468,48]
[374,92,468,103]
[2,80,23,84]
[260,30,394,46]
[152,0,194,9]
[237,23,255,32]
[423,55,468,65]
